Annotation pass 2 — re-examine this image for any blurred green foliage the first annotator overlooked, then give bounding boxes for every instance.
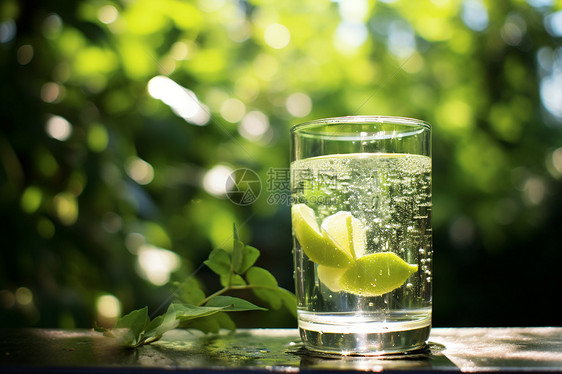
[1,0,561,329]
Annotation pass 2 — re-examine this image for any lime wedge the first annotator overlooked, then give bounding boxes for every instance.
[321,211,366,260]
[340,252,418,297]
[317,265,346,292]
[292,204,353,268]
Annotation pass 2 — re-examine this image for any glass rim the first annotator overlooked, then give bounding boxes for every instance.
[290,115,431,134]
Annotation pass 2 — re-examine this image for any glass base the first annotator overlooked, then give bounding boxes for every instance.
[298,314,431,356]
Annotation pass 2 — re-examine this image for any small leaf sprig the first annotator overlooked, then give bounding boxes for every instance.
[100,224,296,348]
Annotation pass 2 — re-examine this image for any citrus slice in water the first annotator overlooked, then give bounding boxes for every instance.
[291,204,353,268]
[317,265,346,292]
[321,211,366,260]
[340,252,418,296]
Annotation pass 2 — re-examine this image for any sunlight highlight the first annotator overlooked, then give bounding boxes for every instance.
[147,75,210,126]
[136,244,181,286]
[239,111,271,142]
[264,23,290,49]
[45,115,72,141]
[98,5,119,25]
[203,165,234,197]
[53,192,79,225]
[286,93,312,117]
[126,157,154,185]
[96,294,121,320]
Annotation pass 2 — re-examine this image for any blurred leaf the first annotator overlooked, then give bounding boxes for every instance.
[112,307,150,347]
[205,296,267,312]
[220,273,246,287]
[238,246,260,275]
[174,303,226,322]
[204,248,232,277]
[172,278,206,305]
[231,224,245,274]
[182,314,222,334]
[143,304,180,341]
[245,267,282,310]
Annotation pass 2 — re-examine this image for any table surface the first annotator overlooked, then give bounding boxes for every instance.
[1,327,561,373]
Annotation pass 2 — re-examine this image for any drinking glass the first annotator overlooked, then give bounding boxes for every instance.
[290,116,432,355]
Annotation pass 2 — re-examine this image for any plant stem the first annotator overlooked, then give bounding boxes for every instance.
[198,287,230,306]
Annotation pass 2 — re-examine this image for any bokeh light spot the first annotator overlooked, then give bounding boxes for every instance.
[45,115,72,141]
[545,11,562,37]
[17,44,34,65]
[136,245,181,286]
[0,19,16,43]
[203,165,233,197]
[264,23,291,49]
[98,5,119,24]
[462,0,489,31]
[286,93,312,117]
[239,111,271,142]
[42,13,62,39]
[20,186,42,214]
[41,82,64,103]
[126,157,154,185]
[548,147,562,179]
[96,294,121,319]
[15,287,33,306]
[37,218,55,239]
[540,73,562,119]
[522,176,546,206]
[0,290,15,309]
[338,0,369,22]
[253,54,279,81]
[53,192,79,225]
[220,98,246,123]
[334,21,368,52]
[148,75,210,126]
[87,123,109,153]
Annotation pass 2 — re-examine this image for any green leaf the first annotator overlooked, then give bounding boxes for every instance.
[181,311,237,334]
[277,287,298,318]
[213,311,236,332]
[172,278,206,305]
[173,303,226,321]
[143,303,180,340]
[205,296,267,312]
[246,266,278,287]
[204,248,231,277]
[219,273,246,287]
[245,267,282,310]
[182,315,221,333]
[230,225,260,275]
[238,245,260,274]
[232,238,245,274]
[113,307,150,347]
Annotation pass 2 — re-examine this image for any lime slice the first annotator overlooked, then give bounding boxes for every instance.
[321,211,366,260]
[340,252,418,297]
[291,204,353,268]
[317,265,346,292]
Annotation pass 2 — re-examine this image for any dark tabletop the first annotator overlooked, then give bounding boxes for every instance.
[1,327,561,373]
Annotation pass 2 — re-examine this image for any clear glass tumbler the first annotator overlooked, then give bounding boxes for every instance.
[290,116,432,355]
